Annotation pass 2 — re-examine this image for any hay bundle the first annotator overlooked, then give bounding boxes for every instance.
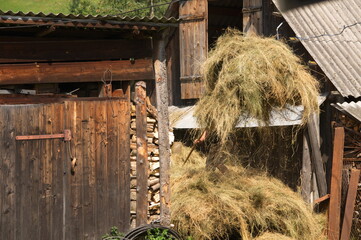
[170,145,326,240]
[194,29,319,143]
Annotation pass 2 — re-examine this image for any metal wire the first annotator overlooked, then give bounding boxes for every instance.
[296,21,361,41]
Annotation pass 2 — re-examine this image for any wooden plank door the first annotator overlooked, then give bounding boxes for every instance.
[179,0,208,99]
[0,98,131,240]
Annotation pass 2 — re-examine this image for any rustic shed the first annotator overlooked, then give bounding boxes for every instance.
[0,11,177,239]
[166,0,361,238]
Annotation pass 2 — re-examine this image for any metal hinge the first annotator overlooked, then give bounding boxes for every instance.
[16,129,72,141]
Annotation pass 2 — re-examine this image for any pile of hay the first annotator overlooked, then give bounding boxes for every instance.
[170,144,326,240]
[194,29,319,143]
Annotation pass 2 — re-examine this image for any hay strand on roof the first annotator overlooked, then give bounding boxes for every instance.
[194,29,319,143]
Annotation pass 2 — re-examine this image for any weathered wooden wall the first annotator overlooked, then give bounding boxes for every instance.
[0,98,131,240]
[179,0,208,99]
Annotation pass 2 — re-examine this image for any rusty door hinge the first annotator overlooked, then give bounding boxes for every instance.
[16,129,72,141]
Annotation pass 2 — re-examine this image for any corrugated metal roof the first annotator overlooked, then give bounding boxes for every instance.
[273,0,361,98]
[0,10,178,30]
[332,101,361,123]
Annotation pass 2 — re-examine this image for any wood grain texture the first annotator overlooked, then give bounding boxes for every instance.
[243,0,263,35]
[0,98,131,239]
[0,59,154,85]
[136,81,149,226]
[154,36,171,226]
[328,127,345,240]
[179,0,207,99]
[307,113,327,197]
[301,130,312,203]
[340,169,360,240]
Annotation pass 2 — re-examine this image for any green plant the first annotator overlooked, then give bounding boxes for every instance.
[146,228,175,240]
[101,226,124,240]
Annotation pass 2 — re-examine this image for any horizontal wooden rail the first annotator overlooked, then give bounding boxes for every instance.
[0,59,154,85]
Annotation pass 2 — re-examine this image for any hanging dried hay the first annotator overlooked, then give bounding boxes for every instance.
[170,144,326,240]
[194,29,319,143]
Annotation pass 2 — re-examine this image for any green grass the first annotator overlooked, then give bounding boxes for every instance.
[0,0,72,14]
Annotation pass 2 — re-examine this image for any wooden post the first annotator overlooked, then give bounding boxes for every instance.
[301,130,312,203]
[243,0,263,35]
[340,169,360,240]
[328,127,345,240]
[307,113,328,197]
[153,34,171,226]
[135,81,148,226]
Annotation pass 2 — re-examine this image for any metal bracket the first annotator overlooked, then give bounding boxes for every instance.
[16,129,72,141]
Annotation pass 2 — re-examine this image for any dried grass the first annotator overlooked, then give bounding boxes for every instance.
[170,144,326,240]
[194,29,319,143]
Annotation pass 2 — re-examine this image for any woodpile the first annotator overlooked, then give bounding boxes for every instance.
[129,103,162,227]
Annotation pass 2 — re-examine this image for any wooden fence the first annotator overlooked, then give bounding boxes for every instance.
[0,98,131,239]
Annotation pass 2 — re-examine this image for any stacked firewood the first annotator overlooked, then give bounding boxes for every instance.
[130,103,161,227]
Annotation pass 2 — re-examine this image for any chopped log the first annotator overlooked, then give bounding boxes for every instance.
[340,169,360,240]
[328,127,345,240]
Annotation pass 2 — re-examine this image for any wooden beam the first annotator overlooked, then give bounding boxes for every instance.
[340,169,360,240]
[153,34,171,226]
[328,127,345,240]
[314,194,330,205]
[307,113,328,197]
[0,38,152,63]
[0,59,154,85]
[135,81,149,226]
[301,130,312,203]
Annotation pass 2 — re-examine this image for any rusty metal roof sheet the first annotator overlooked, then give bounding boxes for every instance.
[273,0,361,98]
[0,10,178,30]
[333,101,361,123]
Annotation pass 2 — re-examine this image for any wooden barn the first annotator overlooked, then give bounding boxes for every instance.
[0,10,177,239]
[165,0,361,239]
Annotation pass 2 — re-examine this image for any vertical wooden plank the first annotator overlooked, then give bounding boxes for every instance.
[340,169,360,240]
[0,108,4,239]
[68,101,84,240]
[328,127,345,240]
[14,106,24,240]
[179,0,207,99]
[19,105,32,240]
[51,103,65,240]
[81,101,97,238]
[136,81,149,226]
[301,130,312,203]
[118,99,131,231]
[1,106,16,240]
[154,35,171,226]
[39,104,54,240]
[107,99,118,230]
[307,113,327,197]
[29,105,40,240]
[95,100,109,235]
[243,0,263,35]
